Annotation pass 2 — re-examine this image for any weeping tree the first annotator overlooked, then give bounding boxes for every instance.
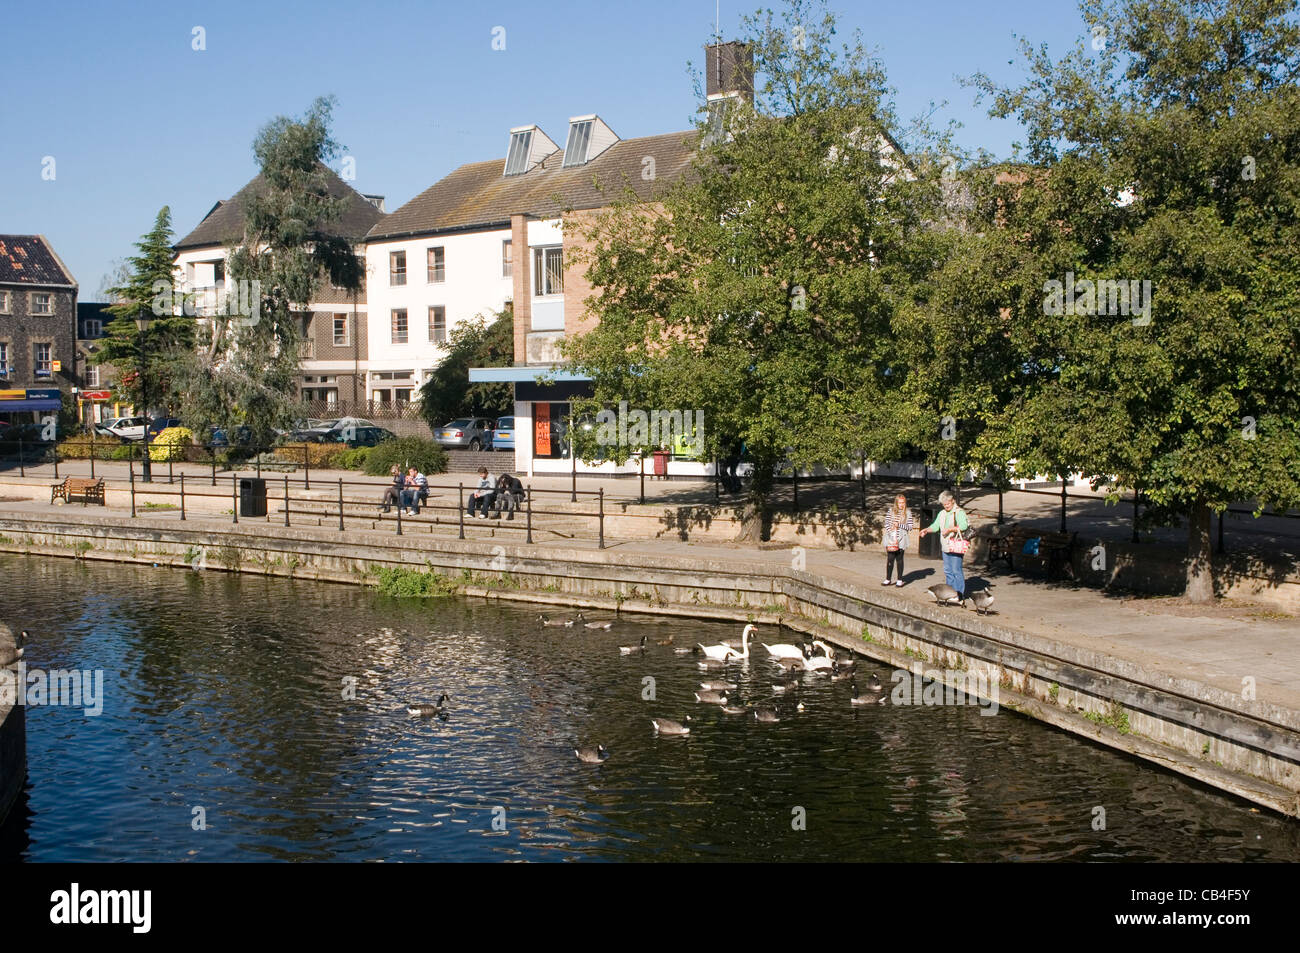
[175,95,364,449]
[567,0,955,540]
[970,0,1300,601]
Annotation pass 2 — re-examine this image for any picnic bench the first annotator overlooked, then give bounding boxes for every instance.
[51,476,106,506]
[984,524,1077,580]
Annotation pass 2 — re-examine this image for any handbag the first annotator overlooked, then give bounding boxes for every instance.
[947,508,972,554]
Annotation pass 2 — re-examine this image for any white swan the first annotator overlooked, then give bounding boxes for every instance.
[698,623,754,661]
[763,640,804,660]
[802,641,835,672]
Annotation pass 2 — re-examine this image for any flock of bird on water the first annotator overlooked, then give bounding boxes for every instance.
[403,616,892,764]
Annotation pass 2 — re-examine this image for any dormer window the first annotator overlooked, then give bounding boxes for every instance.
[505,129,533,176]
[563,121,593,167]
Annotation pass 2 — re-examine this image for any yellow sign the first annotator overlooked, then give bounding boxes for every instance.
[52,360,62,372]
[0,390,24,399]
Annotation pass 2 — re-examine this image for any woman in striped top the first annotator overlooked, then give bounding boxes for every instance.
[882,493,913,587]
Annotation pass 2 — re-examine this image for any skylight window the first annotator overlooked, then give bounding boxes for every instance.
[505,130,533,176]
[563,121,593,167]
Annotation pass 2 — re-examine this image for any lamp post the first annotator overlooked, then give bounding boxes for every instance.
[135,311,152,483]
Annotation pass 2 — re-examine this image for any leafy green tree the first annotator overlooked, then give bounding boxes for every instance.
[969,0,1300,601]
[174,96,364,448]
[97,207,194,411]
[567,0,954,540]
[418,306,514,427]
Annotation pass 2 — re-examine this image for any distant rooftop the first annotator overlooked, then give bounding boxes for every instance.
[0,235,77,287]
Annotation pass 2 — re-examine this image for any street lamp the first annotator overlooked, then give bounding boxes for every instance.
[135,310,152,483]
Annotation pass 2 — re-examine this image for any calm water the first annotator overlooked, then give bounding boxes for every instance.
[1,554,1296,862]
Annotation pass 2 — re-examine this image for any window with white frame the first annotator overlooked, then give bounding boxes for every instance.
[34,343,52,376]
[504,129,533,176]
[333,314,349,346]
[31,293,52,315]
[533,246,563,296]
[429,306,446,344]
[426,246,445,283]
[563,121,593,167]
[0,342,8,376]
[502,239,512,278]
[85,363,100,387]
[389,250,406,286]
[0,292,8,313]
[391,309,408,344]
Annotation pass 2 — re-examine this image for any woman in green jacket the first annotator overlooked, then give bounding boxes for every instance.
[918,490,970,598]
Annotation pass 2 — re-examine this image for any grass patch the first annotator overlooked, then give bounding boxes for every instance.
[372,564,458,598]
[140,502,179,511]
[1082,701,1131,734]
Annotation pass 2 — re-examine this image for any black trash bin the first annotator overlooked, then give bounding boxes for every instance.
[239,477,267,518]
[918,506,940,558]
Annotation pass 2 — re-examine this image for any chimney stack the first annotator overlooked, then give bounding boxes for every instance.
[705,40,753,101]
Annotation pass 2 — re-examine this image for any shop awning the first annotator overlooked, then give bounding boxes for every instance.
[0,388,63,412]
[468,366,592,383]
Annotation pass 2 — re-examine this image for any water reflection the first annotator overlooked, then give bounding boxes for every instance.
[2,553,1297,862]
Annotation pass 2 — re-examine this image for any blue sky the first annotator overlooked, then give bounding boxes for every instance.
[2,0,1088,296]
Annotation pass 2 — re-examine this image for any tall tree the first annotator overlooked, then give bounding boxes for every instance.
[970,0,1300,601]
[97,207,194,411]
[174,95,364,448]
[418,306,514,427]
[568,0,955,540]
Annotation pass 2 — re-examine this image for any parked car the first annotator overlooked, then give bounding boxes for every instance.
[436,417,494,450]
[149,417,183,436]
[207,425,254,448]
[279,418,331,442]
[321,422,395,447]
[493,416,515,452]
[95,416,149,441]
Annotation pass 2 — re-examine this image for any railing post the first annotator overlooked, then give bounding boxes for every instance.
[714,457,719,503]
[169,455,174,484]
[304,447,310,490]
[17,433,23,478]
[256,448,262,479]
[458,482,465,540]
[526,485,533,544]
[284,475,290,527]
[598,487,605,549]
[232,474,238,524]
[639,455,645,505]
[89,430,95,479]
[860,452,866,510]
[338,478,345,531]
[211,446,216,486]
[130,462,136,517]
[53,440,59,480]
[997,487,1004,525]
[396,496,402,536]
[180,472,186,521]
[571,450,577,502]
[1060,476,1067,533]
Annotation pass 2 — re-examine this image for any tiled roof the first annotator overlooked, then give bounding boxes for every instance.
[0,235,77,286]
[174,165,386,250]
[366,130,699,242]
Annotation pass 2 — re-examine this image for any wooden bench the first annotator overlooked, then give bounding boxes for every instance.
[51,477,106,506]
[986,525,1077,579]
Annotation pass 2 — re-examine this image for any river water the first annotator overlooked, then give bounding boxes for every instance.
[1,553,1295,862]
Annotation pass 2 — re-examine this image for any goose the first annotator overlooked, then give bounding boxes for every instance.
[753,702,804,723]
[772,672,802,693]
[850,676,888,706]
[927,583,962,605]
[720,703,749,715]
[585,619,615,630]
[830,661,857,681]
[538,614,575,627]
[0,629,28,666]
[801,643,834,672]
[771,656,807,672]
[619,636,648,655]
[574,744,609,763]
[965,590,995,614]
[698,680,737,692]
[407,693,450,717]
[651,716,692,735]
[674,647,694,655]
[656,635,675,646]
[697,658,728,672]
[694,689,729,705]
[697,624,754,661]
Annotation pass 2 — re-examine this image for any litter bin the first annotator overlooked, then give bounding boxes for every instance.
[652,450,669,478]
[239,477,268,518]
[918,506,940,558]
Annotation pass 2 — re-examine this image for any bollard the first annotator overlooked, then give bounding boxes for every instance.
[17,434,23,478]
[458,483,465,540]
[526,486,533,544]
[304,448,310,491]
[997,487,1004,525]
[639,457,645,505]
[598,487,605,549]
[256,449,261,480]
[169,456,174,484]
[860,453,867,510]
[714,457,719,503]
[1060,477,1067,533]
[211,447,217,486]
[232,474,238,524]
[396,496,402,536]
[53,442,59,480]
[130,463,136,517]
[180,472,186,521]
[571,452,577,502]
[284,475,290,527]
[338,478,344,531]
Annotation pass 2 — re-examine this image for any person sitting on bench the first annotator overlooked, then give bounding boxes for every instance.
[380,466,403,512]
[492,472,525,520]
[467,467,495,518]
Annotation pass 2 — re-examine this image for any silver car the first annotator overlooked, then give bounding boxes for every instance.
[436,417,493,450]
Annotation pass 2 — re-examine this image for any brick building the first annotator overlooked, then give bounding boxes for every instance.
[0,235,78,422]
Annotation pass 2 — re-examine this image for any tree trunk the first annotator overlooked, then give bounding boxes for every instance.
[1184,500,1215,603]
[735,458,775,543]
